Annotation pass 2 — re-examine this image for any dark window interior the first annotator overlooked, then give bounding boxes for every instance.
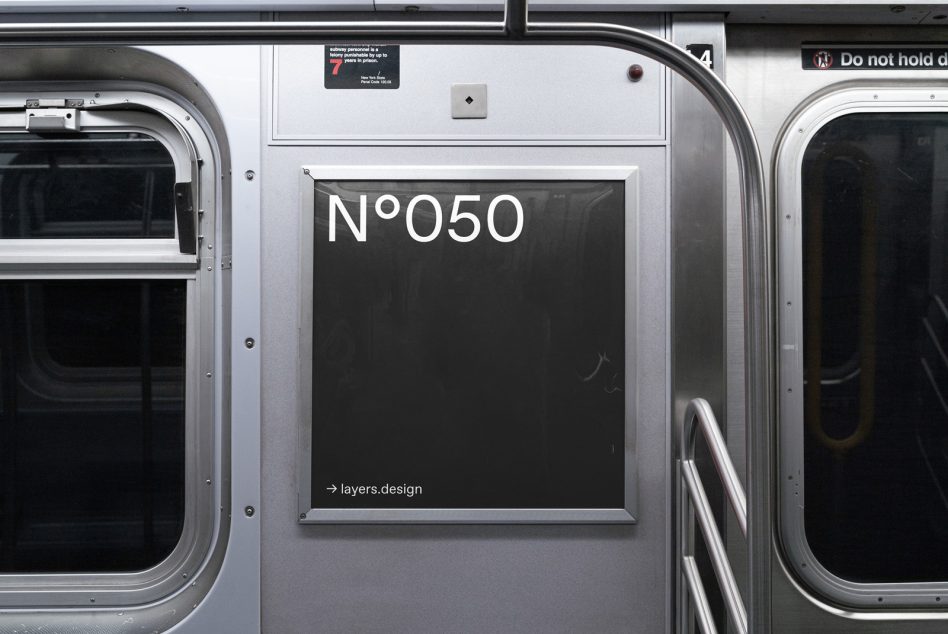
[0,133,176,239]
[803,113,948,583]
[0,280,186,573]
[311,180,626,510]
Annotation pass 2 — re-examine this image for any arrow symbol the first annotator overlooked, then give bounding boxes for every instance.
[326,484,337,494]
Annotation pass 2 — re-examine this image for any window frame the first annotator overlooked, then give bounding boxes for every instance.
[297,165,639,524]
[0,91,218,609]
[0,110,198,267]
[776,86,948,610]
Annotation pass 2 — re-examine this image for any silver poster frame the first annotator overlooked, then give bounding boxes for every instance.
[298,165,638,523]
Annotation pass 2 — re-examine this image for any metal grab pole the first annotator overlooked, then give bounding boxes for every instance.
[0,4,772,631]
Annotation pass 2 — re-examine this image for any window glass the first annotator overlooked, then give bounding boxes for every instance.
[311,180,625,510]
[0,280,186,573]
[0,133,176,239]
[802,113,948,582]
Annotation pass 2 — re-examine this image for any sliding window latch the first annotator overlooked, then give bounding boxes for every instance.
[25,99,84,132]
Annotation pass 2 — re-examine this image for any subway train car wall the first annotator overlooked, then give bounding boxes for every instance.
[0,2,946,633]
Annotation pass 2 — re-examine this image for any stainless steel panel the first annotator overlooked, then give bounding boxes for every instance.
[271,40,665,144]
[670,15,730,633]
[727,23,948,632]
[262,145,668,633]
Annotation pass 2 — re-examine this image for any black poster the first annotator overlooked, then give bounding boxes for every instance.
[324,45,400,89]
[310,180,626,510]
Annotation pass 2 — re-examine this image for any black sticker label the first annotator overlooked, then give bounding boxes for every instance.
[802,46,948,70]
[325,45,400,89]
[686,44,714,69]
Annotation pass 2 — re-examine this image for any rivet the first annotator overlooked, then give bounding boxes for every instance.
[245,337,256,349]
[627,64,644,82]
[245,170,255,181]
[205,372,212,378]
[300,513,307,520]
[244,505,255,517]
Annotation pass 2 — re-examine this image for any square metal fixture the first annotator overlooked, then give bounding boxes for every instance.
[451,83,488,119]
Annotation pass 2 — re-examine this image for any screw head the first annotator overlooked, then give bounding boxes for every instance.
[627,64,644,82]
[300,513,307,520]
[245,170,255,181]
[245,337,255,349]
[244,505,255,517]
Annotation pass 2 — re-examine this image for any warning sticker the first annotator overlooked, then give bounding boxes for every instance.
[324,45,400,89]
[802,46,948,70]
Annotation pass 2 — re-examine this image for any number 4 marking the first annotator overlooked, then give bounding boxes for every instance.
[329,58,343,76]
[685,44,714,70]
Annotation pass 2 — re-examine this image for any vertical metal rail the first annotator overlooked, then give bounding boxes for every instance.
[681,398,748,633]
[0,3,773,631]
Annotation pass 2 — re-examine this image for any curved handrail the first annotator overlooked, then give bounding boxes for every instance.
[684,398,748,536]
[681,398,749,634]
[0,4,773,633]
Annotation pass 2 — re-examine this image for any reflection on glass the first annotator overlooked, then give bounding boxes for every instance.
[0,133,176,239]
[0,280,186,573]
[803,113,948,582]
[312,180,626,510]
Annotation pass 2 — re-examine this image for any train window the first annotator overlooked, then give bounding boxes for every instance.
[299,167,637,523]
[0,97,215,608]
[0,280,185,573]
[0,133,176,239]
[778,91,948,607]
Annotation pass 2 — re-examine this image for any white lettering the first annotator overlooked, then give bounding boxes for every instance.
[329,194,366,242]
[329,192,528,243]
[447,195,481,242]
[406,194,443,242]
[487,194,524,243]
[375,194,400,219]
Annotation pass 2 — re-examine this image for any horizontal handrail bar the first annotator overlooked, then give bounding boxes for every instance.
[682,555,718,634]
[683,398,747,537]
